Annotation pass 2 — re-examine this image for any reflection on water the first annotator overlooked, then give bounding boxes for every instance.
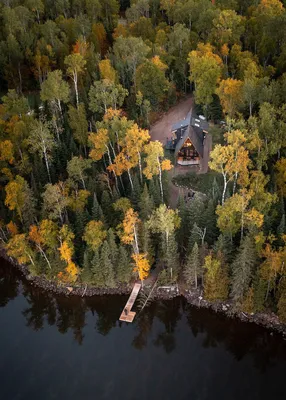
[1,259,286,400]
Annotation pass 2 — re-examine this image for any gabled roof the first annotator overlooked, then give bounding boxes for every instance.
[171,111,192,131]
[174,124,204,158]
[172,109,209,133]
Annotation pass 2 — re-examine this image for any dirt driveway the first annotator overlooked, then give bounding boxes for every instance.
[150,96,193,144]
[149,96,194,208]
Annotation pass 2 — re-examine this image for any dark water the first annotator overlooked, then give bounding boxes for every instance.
[1,259,286,400]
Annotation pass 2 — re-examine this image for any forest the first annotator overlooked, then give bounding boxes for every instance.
[0,0,286,322]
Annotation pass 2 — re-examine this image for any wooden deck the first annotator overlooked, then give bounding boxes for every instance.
[119,283,141,323]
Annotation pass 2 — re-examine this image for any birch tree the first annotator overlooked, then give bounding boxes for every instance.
[64,53,86,107]
[27,120,56,182]
[143,140,172,202]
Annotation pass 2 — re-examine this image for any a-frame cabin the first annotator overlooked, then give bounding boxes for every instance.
[166,109,212,173]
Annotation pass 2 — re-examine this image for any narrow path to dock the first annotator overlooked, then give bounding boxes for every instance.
[119,283,141,323]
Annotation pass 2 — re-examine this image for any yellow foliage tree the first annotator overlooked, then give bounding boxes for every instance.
[188,43,223,107]
[260,240,284,301]
[151,55,168,72]
[132,253,150,285]
[99,59,117,83]
[68,189,90,212]
[5,175,28,224]
[83,220,107,251]
[217,78,244,117]
[143,140,172,201]
[124,123,150,183]
[89,127,120,192]
[29,224,52,269]
[6,234,35,267]
[275,158,286,197]
[0,140,14,164]
[113,198,132,215]
[58,226,79,283]
[121,208,140,251]
[209,130,250,202]
[6,221,18,236]
[108,151,135,190]
[203,255,229,301]
[39,219,58,250]
[216,189,263,240]
[89,128,110,161]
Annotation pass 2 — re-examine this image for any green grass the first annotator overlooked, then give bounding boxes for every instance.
[172,171,223,195]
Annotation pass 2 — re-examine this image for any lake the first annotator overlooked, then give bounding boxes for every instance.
[1,258,286,400]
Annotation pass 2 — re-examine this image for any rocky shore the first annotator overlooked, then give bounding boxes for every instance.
[184,288,286,336]
[1,248,286,336]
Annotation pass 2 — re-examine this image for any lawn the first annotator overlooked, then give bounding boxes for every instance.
[172,170,223,196]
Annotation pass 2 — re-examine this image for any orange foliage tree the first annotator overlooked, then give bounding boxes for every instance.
[58,225,79,283]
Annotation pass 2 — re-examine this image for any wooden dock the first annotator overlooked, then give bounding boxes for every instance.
[119,283,141,323]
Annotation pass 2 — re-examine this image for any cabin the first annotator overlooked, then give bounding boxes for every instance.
[166,109,212,173]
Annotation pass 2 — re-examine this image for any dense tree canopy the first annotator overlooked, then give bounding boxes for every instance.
[0,0,286,322]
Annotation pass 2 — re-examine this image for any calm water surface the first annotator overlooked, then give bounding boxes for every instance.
[1,258,286,400]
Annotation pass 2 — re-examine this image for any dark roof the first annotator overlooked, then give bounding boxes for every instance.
[174,124,205,158]
[190,115,209,131]
[171,112,191,131]
[172,108,209,133]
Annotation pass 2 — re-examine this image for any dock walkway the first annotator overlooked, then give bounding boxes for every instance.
[119,283,141,323]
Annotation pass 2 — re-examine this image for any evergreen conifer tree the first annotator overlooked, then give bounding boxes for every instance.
[176,195,189,255]
[130,174,141,209]
[100,241,115,287]
[188,225,199,252]
[210,176,221,202]
[277,213,285,236]
[241,286,255,313]
[139,221,154,266]
[73,210,89,264]
[139,183,154,220]
[213,234,234,265]
[81,249,93,283]
[278,280,286,323]
[253,274,267,312]
[162,170,170,205]
[92,193,104,221]
[184,242,201,288]
[112,186,120,202]
[164,233,180,283]
[149,178,161,206]
[101,190,113,224]
[187,195,204,232]
[117,245,132,283]
[202,199,218,245]
[107,228,118,269]
[231,236,258,306]
[91,249,105,287]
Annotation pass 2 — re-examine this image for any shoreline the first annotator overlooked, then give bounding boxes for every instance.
[1,248,286,336]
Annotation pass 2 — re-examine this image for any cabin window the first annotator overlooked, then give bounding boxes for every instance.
[178,140,199,161]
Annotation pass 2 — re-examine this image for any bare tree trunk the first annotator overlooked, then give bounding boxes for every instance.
[80,173,86,190]
[233,171,238,195]
[133,225,139,255]
[127,169,134,191]
[26,252,35,266]
[138,151,143,184]
[18,64,22,94]
[43,149,51,183]
[158,159,164,202]
[222,173,227,204]
[38,246,51,269]
[73,72,79,107]
[195,267,197,289]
